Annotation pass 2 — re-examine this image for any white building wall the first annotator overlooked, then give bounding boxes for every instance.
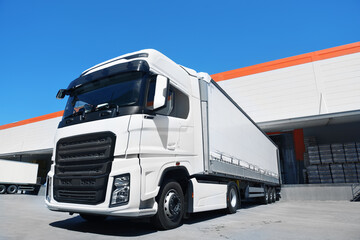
[218,52,360,124]
[0,117,61,155]
[314,53,360,114]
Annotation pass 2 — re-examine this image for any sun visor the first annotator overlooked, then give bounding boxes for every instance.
[67,60,150,90]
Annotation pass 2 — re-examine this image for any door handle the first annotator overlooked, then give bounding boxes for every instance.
[167,143,176,151]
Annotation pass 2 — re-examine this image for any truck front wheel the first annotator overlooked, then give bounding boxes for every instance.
[7,185,18,194]
[153,180,184,230]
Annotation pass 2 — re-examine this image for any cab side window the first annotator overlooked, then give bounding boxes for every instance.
[147,78,189,119]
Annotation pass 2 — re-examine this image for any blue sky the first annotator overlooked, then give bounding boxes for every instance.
[0,0,359,125]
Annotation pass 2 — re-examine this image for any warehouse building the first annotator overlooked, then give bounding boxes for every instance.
[1,42,360,186]
[213,42,360,185]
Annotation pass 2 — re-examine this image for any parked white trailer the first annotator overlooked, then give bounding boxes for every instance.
[0,159,40,194]
[46,49,280,229]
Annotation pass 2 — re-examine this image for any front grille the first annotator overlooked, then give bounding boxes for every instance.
[53,132,116,205]
[58,190,97,202]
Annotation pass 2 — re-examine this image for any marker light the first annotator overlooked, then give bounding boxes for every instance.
[46,176,52,202]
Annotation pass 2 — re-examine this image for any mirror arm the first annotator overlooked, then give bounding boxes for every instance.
[56,89,69,99]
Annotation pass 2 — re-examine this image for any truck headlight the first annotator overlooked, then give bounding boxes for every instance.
[110,174,130,207]
[46,176,52,202]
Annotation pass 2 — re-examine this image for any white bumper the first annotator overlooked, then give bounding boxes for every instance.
[46,157,157,217]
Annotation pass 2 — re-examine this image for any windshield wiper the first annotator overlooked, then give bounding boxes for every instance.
[95,103,120,115]
[64,103,121,120]
[64,109,85,119]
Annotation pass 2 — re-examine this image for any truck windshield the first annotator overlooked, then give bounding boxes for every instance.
[63,71,145,119]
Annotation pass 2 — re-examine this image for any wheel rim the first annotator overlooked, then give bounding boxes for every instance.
[230,188,237,208]
[265,190,268,201]
[7,185,17,194]
[164,190,181,220]
[272,190,276,202]
[0,185,5,194]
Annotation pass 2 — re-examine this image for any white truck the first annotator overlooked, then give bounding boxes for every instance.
[46,49,280,229]
[0,159,40,194]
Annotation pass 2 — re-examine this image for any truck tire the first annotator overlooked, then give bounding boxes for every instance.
[261,186,269,204]
[226,182,239,214]
[268,188,273,204]
[80,214,107,222]
[0,185,6,194]
[7,185,18,194]
[152,180,184,230]
[271,188,276,203]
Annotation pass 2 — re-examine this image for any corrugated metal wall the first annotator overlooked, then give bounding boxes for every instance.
[0,117,61,156]
[315,53,360,114]
[218,51,360,124]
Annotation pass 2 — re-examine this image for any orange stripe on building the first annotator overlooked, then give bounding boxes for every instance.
[0,111,64,130]
[211,42,360,82]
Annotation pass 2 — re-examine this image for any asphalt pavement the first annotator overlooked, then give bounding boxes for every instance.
[1,194,360,240]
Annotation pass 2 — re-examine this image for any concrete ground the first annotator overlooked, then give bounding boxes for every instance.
[1,195,360,240]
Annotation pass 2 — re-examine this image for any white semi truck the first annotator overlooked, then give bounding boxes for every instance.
[0,159,40,194]
[46,49,280,229]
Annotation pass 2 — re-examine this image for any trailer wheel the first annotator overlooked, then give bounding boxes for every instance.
[80,214,107,222]
[268,188,274,204]
[7,185,18,194]
[271,188,276,203]
[152,180,184,230]
[261,186,269,204]
[226,182,239,214]
[0,185,6,194]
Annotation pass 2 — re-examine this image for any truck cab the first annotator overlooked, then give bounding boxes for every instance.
[46,50,206,229]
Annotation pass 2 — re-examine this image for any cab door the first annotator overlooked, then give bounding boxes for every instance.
[139,79,191,200]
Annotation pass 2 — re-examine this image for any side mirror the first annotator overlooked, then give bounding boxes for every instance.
[153,75,169,110]
[56,89,67,99]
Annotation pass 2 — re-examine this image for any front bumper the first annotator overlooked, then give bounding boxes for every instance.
[46,157,157,217]
[46,201,157,217]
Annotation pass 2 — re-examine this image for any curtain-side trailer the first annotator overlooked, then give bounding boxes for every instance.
[0,159,40,194]
[46,49,280,229]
